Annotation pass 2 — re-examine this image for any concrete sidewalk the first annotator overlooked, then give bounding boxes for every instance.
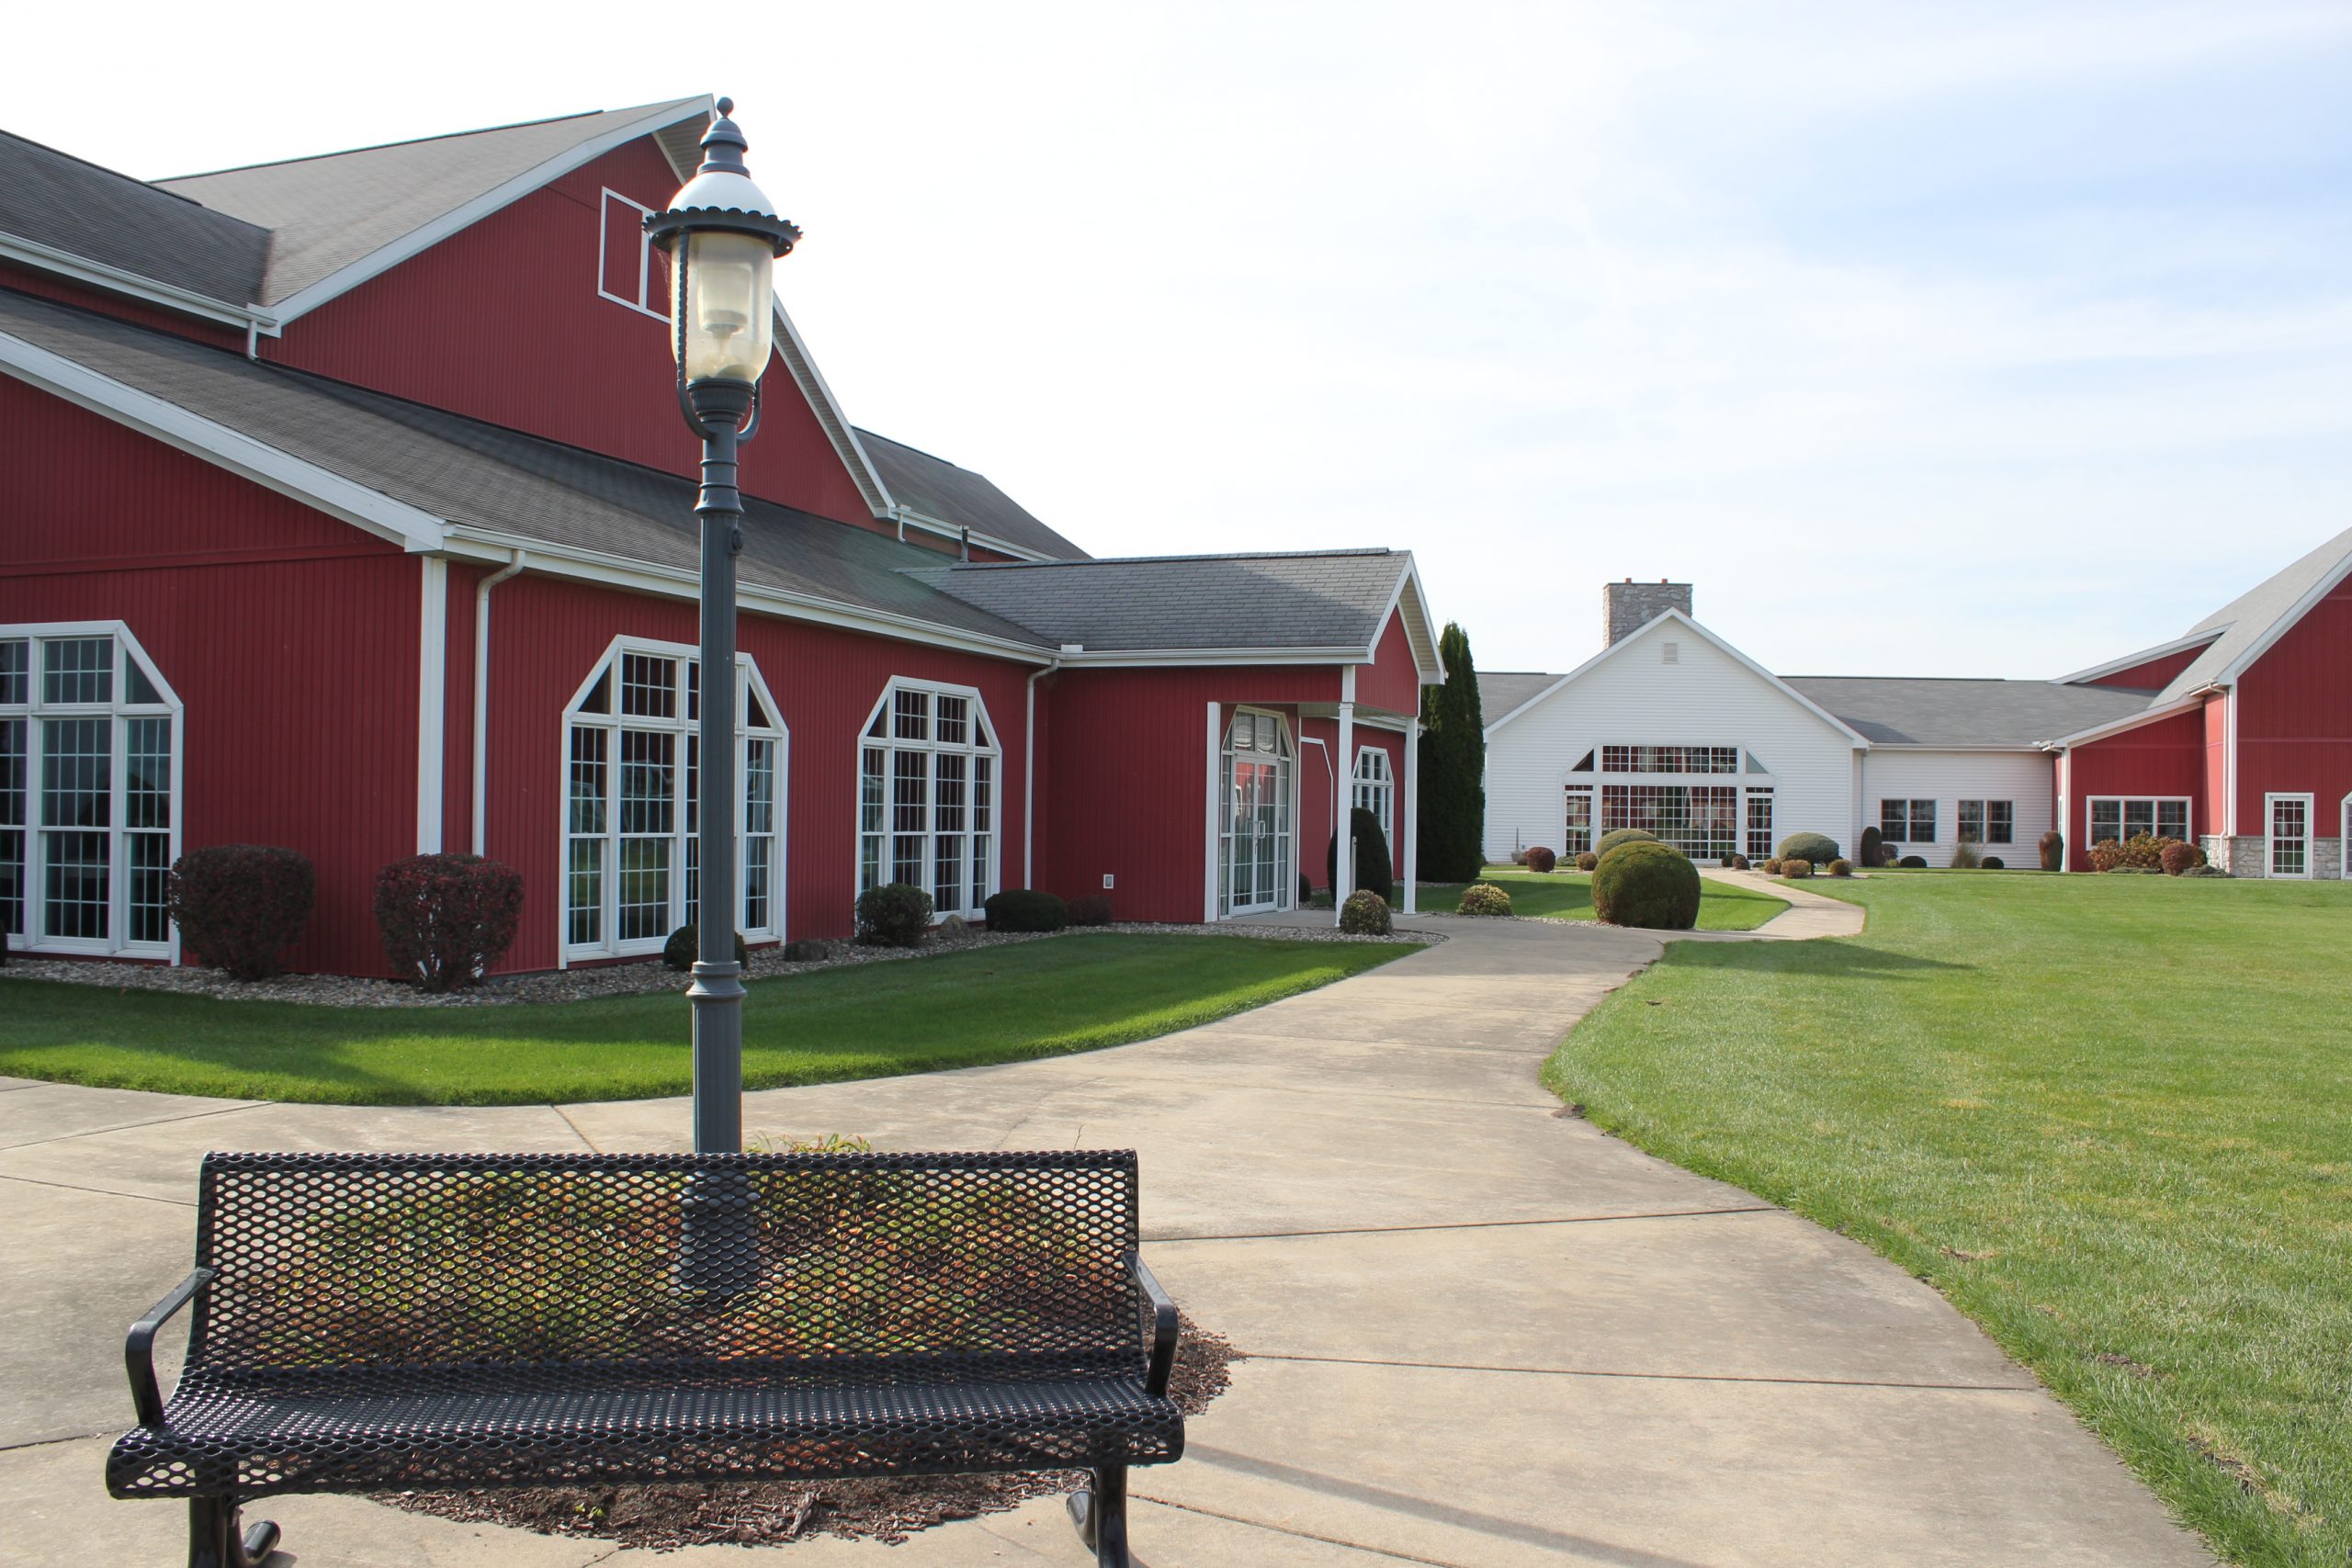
[0,916,2211,1567]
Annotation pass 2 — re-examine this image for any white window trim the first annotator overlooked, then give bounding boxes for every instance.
[1879,797,1941,844]
[595,188,670,322]
[1955,798,2017,846]
[1351,744,1396,846]
[2,621,184,963]
[1216,706,1296,917]
[2267,792,2314,881]
[2342,794,2352,881]
[855,677,1004,921]
[2085,795,2194,848]
[558,636,786,967]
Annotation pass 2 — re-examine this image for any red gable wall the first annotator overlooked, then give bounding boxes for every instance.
[265,137,878,530]
[1355,606,1425,717]
[1,265,247,349]
[2075,643,2208,692]
[2064,707,2207,869]
[2232,571,2352,839]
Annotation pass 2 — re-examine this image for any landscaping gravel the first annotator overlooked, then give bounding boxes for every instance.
[0,920,1434,1009]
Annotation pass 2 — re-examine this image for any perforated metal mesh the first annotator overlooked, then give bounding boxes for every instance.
[108,1151,1182,1500]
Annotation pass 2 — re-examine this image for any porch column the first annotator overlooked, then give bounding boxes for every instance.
[1203,703,1222,921]
[1404,717,1419,912]
[1334,670,1355,926]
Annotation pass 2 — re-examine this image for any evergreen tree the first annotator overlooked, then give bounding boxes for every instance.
[1417,622,1487,882]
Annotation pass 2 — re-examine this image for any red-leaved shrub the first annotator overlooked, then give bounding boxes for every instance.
[2159,840,2204,875]
[374,853,524,990]
[1576,851,1599,872]
[2094,833,2180,873]
[166,845,315,979]
[1524,845,1557,874]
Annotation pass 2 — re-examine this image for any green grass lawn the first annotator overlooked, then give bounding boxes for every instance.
[0,933,1416,1107]
[1543,873,2352,1567]
[1419,865,1789,931]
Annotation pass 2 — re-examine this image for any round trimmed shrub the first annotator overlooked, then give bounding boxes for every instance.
[1592,840,1702,930]
[1899,854,1928,869]
[983,888,1069,932]
[856,882,934,946]
[2159,841,2201,875]
[1593,828,1658,861]
[1523,845,1557,874]
[1575,851,1599,872]
[1781,857,1814,879]
[1981,856,2006,870]
[1858,825,1883,871]
[374,852,524,991]
[1761,857,1783,876]
[1776,832,1840,866]
[167,844,315,980]
[1339,889,1392,935]
[2039,829,2064,873]
[1732,854,1751,870]
[662,924,748,972]
[1325,807,1395,905]
[1457,883,1513,917]
[1826,858,1852,876]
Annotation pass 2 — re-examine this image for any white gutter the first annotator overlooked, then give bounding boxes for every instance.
[470,550,526,854]
[1023,659,1062,887]
[0,234,281,335]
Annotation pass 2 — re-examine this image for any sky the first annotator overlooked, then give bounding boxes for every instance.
[13,1,2351,679]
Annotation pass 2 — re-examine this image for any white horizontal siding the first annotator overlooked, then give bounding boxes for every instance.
[1482,617,1860,863]
[1860,750,2054,867]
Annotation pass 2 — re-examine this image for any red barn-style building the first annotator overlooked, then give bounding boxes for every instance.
[0,97,1442,975]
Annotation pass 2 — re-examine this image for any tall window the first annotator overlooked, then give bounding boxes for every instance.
[857,680,1001,919]
[1563,786,1593,855]
[1745,790,1775,860]
[1351,746,1395,841]
[2086,796,2188,845]
[1219,708,1294,915]
[563,640,784,959]
[2,626,179,956]
[1956,799,2013,845]
[1881,799,1938,843]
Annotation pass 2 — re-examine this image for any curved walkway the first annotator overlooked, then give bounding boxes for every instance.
[0,911,2209,1566]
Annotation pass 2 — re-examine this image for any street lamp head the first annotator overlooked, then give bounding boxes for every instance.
[645,96,802,399]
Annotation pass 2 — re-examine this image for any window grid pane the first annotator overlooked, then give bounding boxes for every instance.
[43,829,108,941]
[866,684,1001,916]
[619,653,676,718]
[1985,801,2014,844]
[1746,791,1775,860]
[1600,783,1737,860]
[0,640,25,705]
[124,716,170,831]
[1,717,22,937]
[42,637,113,705]
[127,832,170,944]
[1563,788,1593,855]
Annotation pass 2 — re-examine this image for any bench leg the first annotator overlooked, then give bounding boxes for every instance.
[187,1497,280,1568]
[1086,1464,1130,1567]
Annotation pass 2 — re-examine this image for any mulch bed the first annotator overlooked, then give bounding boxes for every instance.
[379,1313,1242,1551]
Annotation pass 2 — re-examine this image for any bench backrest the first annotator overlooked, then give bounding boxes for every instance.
[188,1149,1140,1372]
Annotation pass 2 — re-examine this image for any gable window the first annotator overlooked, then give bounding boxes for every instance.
[1351,746,1396,843]
[596,189,667,321]
[2,625,179,958]
[1880,799,1938,843]
[1956,800,2013,845]
[2086,796,2188,846]
[1600,745,1739,774]
[858,680,1001,919]
[563,639,785,960]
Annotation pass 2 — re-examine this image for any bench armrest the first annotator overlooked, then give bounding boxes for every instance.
[1127,1251,1179,1399]
[126,1268,214,1427]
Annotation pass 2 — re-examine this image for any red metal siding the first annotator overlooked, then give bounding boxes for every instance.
[2079,644,2208,692]
[266,139,878,530]
[2064,708,2206,869]
[1299,718,1407,888]
[1355,609,1424,717]
[2232,573,2352,837]
[1037,667,1342,921]
[2,269,248,349]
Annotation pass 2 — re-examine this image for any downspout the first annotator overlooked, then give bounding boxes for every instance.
[1023,657,1062,887]
[470,550,526,855]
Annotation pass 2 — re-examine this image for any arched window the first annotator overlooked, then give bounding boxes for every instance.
[1351,745,1395,841]
[857,680,1001,919]
[1,624,180,957]
[1219,707,1295,916]
[562,638,785,961]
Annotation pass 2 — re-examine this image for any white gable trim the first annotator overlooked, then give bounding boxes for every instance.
[2041,694,2209,751]
[1484,609,1871,748]
[2053,628,2222,687]
[0,330,447,552]
[0,233,278,334]
[2216,546,2352,687]
[1375,558,1447,684]
[265,96,713,323]
[769,303,897,519]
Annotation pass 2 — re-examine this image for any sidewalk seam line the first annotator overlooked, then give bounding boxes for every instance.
[1145,1204,1777,1243]
[0,1099,268,1153]
[1130,1493,1464,1565]
[1240,1350,2042,1393]
[0,1171,195,1207]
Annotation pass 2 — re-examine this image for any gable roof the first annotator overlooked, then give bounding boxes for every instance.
[155,97,708,317]
[1484,609,1873,747]
[2053,628,2222,688]
[0,130,270,319]
[906,548,1423,663]
[855,428,1089,560]
[2151,525,2352,701]
[1784,676,2158,748]
[1476,671,1560,723]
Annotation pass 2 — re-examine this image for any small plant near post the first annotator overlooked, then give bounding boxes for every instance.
[374,853,524,991]
[1338,889,1392,935]
[664,925,748,972]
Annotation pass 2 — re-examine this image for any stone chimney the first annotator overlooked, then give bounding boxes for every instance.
[1603,579,1693,646]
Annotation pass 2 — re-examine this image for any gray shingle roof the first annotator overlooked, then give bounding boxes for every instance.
[907,550,1410,655]
[2154,525,2352,702]
[1784,677,2158,747]
[156,99,704,306]
[1476,671,1562,724]
[0,130,269,309]
[855,428,1088,560]
[0,288,1047,649]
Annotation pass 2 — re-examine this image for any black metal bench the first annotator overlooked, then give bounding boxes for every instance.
[108,1149,1182,1568]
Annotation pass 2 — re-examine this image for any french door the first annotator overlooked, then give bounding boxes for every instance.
[2267,794,2312,879]
[1219,708,1294,915]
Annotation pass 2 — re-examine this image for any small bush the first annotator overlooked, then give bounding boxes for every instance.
[1761,857,1783,876]
[1732,854,1751,870]
[1524,845,1558,874]
[166,844,315,980]
[662,924,748,973]
[1899,854,1928,869]
[1826,858,1852,876]
[1594,828,1659,860]
[2039,829,2064,872]
[782,938,836,963]
[935,914,975,943]
[1781,857,1814,879]
[1719,854,1737,868]
[1592,840,1702,929]
[1776,831,1840,865]
[1576,851,1599,872]
[1981,856,2006,870]
[1299,872,1314,906]
[1858,825,1883,870]
[1326,807,1396,904]
[982,888,1069,932]
[1339,889,1392,935]
[1457,883,1513,917]
[1951,838,1983,871]
[374,853,524,991]
[2181,863,2230,878]
[856,882,934,946]
[1068,894,1115,926]
[2159,840,2200,876]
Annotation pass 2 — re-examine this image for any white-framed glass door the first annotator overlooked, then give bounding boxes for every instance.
[2267,793,2312,879]
[1219,708,1294,915]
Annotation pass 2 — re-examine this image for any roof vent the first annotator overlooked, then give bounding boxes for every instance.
[1059,642,1085,655]
[1662,641,1679,665]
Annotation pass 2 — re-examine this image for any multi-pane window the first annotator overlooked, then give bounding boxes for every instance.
[1745,789,1775,861]
[1880,799,1938,843]
[1562,787,1594,855]
[1601,784,1739,860]
[1219,708,1294,915]
[2086,797,2189,845]
[857,681,1001,919]
[563,641,784,958]
[1352,747,1396,841]
[2,626,178,955]
[1600,745,1739,774]
[1956,799,2013,845]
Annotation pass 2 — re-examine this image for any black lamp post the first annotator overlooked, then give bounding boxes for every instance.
[644,97,799,1164]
